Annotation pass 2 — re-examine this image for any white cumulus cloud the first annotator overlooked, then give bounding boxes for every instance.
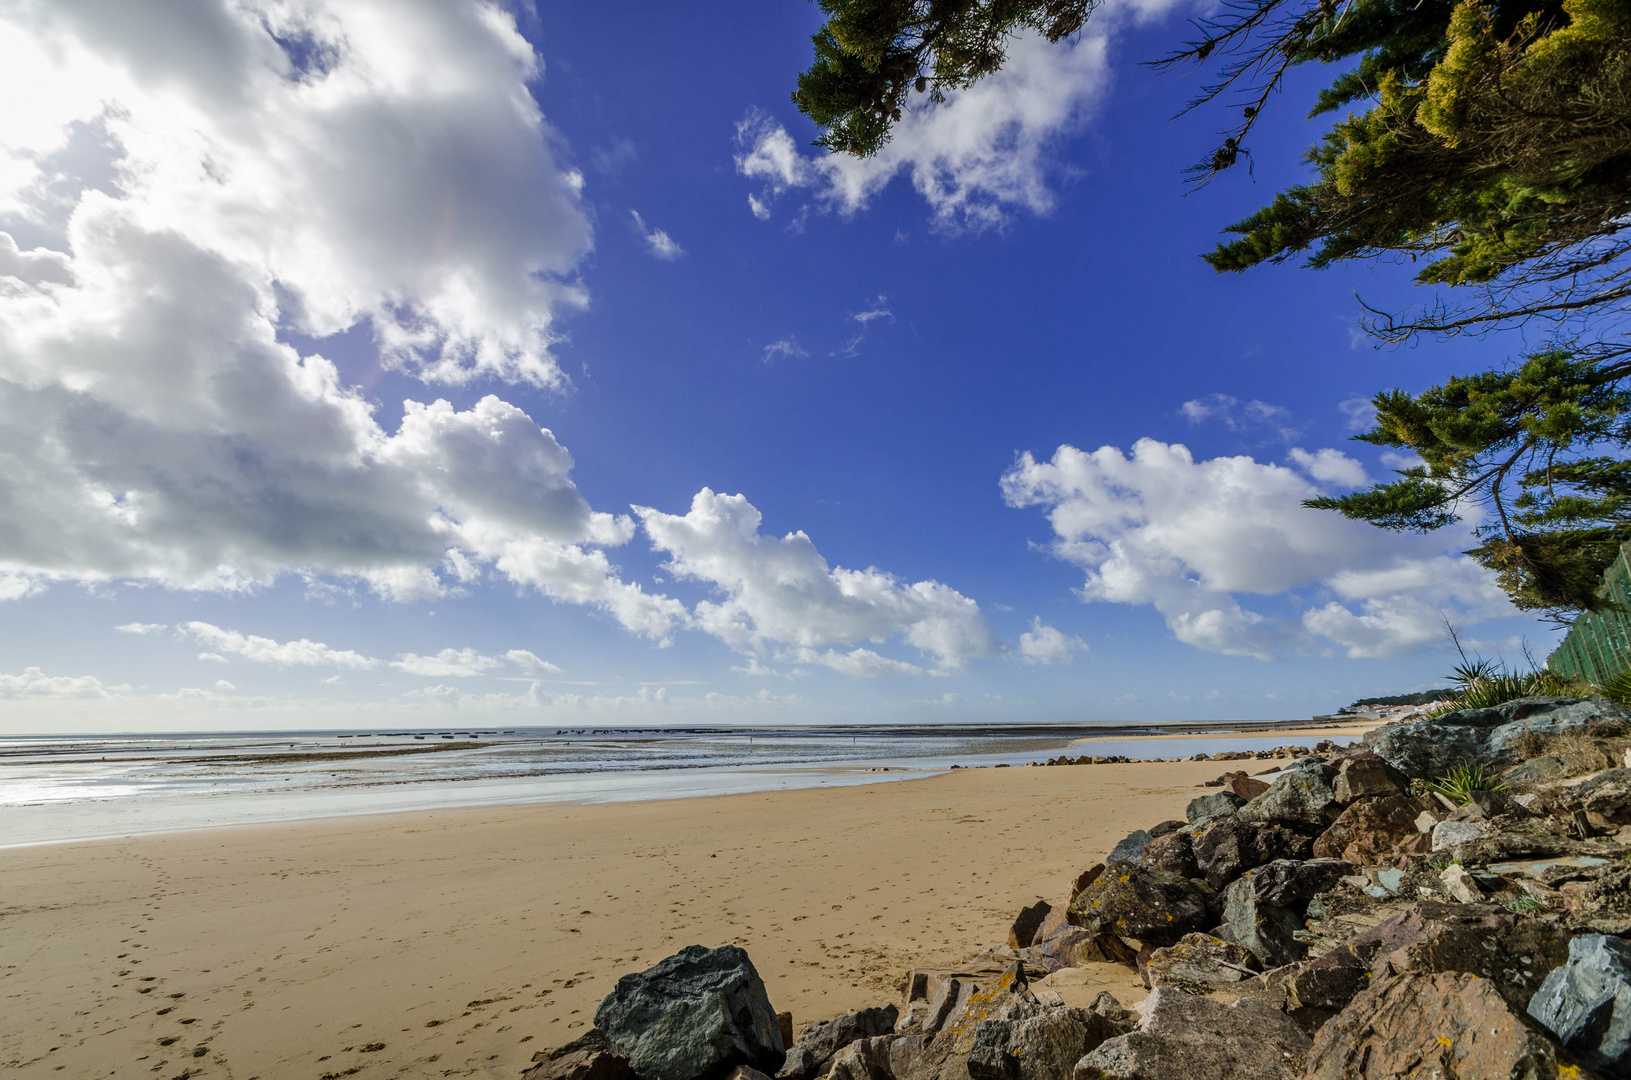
[0,0,696,640]
[1017,618,1088,665]
[1001,439,1514,659]
[181,621,379,669]
[0,666,109,699]
[735,30,1110,231]
[635,488,997,673]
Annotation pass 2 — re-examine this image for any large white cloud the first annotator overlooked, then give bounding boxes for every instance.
[636,489,998,673]
[0,0,688,639]
[0,0,590,386]
[1001,439,1515,659]
[736,31,1110,231]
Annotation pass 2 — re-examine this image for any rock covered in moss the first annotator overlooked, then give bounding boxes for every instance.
[1066,865,1214,946]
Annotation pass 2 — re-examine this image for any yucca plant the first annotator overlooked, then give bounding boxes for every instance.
[1426,762,1507,806]
[1597,667,1631,706]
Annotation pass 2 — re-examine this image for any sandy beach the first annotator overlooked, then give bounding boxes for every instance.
[0,735,1356,1080]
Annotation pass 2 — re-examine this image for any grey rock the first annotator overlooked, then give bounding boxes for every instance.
[825,1038,894,1080]
[967,1007,1120,1080]
[1562,768,1631,826]
[594,945,785,1080]
[1230,858,1353,911]
[1138,831,1199,879]
[1432,819,1492,851]
[1186,791,1245,825]
[1236,760,1337,829]
[1366,695,1631,778]
[1143,933,1257,990]
[1222,876,1306,968]
[1066,865,1215,946]
[1147,819,1186,838]
[780,1006,899,1079]
[1528,933,1631,1078]
[1105,830,1152,866]
[922,978,974,1036]
[1072,987,1311,1080]
[1192,817,1314,892]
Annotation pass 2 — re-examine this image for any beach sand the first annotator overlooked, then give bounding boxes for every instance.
[0,739,1356,1080]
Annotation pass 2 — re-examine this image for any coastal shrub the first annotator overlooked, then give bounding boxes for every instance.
[1426,762,1507,806]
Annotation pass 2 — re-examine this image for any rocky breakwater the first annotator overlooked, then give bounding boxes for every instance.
[524,695,1631,1080]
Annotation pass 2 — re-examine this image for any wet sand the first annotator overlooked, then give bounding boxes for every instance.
[0,741,1353,1079]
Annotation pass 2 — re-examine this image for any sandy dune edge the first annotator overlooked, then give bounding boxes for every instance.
[1,756,1293,1079]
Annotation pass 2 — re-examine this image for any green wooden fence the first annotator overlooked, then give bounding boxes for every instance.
[1547,542,1631,683]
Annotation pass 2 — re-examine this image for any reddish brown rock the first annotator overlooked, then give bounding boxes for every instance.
[1226,775,1270,801]
[522,1047,632,1080]
[1305,972,1587,1080]
[1350,901,1571,1008]
[1312,794,1425,864]
[1331,754,1408,804]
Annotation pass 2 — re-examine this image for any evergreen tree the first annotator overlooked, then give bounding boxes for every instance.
[1311,348,1631,620]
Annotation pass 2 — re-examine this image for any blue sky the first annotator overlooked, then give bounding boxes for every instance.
[0,0,1549,732]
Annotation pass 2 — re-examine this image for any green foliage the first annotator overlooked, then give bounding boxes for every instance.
[793,0,1094,157]
[1208,0,1631,340]
[1307,349,1631,618]
[1499,893,1551,912]
[1349,690,1459,707]
[1425,761,1510,803]
[1597,666,1631,703]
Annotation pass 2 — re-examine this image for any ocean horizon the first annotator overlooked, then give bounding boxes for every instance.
[0,721,1326,847]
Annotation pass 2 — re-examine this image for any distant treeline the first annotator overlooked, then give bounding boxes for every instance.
[1349,690,1457,708]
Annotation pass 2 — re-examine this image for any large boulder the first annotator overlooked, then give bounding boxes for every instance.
[967,1007,1122,1080]
[1143,933,1257,992]
[1192,818,1313,892]
[1366,695,1631,778]
[1072,987,1311,1080]
[1528,933,1631,1078]
[594,945,786,1080]
[1137,831,1199,879]
[1307,972,1586,1080]
[1221,877,1306,968]
[778,1005,898,1080]
[1313,794,1428,863]
[1354,901,1571,1009]
[1331,753,1408,804]
[1236,760,1338,830]
[1066,865,1214,946]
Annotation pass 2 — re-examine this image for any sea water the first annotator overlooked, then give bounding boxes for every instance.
[0,724,1320,847]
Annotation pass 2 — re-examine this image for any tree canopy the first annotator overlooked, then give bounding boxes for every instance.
[793,0,1631,621]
